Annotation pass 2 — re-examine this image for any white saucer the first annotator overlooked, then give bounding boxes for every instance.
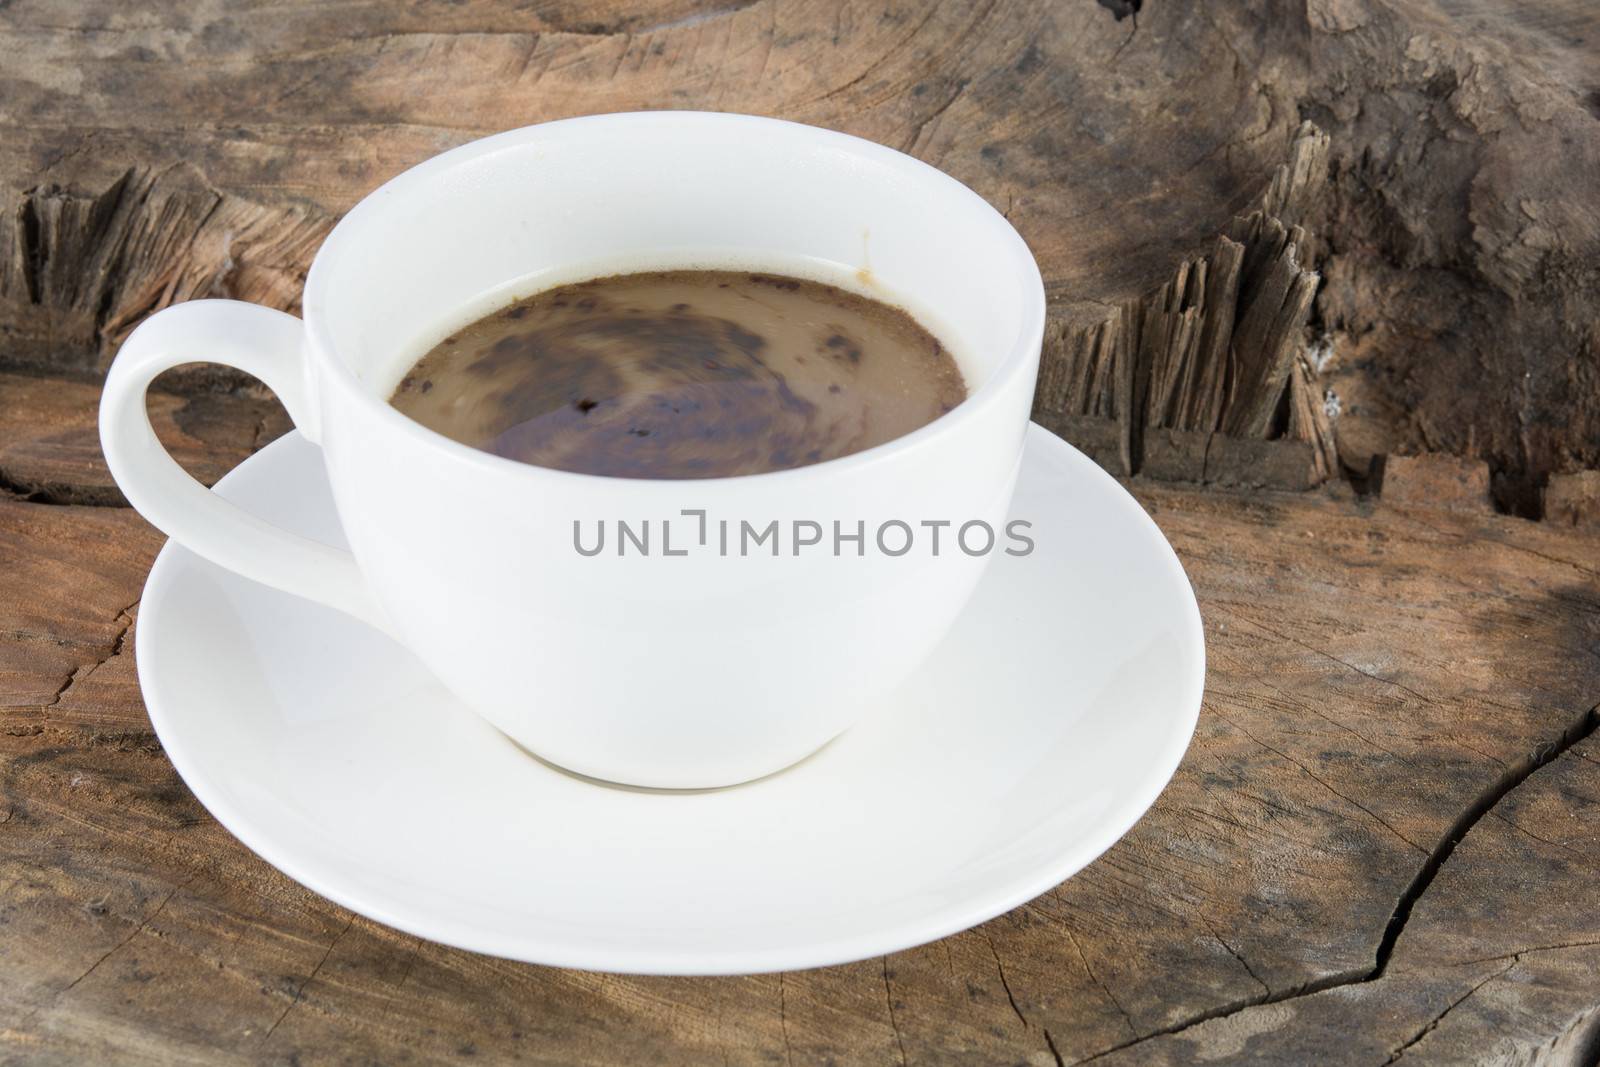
[137,425,1203,975]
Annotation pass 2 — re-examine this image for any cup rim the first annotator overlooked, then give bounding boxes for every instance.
[302,110,1046,486]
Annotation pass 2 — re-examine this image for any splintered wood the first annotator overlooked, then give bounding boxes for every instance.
[1034,123,1334,488]
[2,165,331,377]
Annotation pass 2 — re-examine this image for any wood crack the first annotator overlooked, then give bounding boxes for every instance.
[1109,12,1139,63]
[12,595,141,717]
[12,870,200,1033]
[0,466,127,507]
[902,76,970,154]
[1229,612,1438,706]
[1199,915,1272,998]
[1378,960,1516,1065]
[812,3,942,106]
[44,598,138,709]
[778,971,793,1067]
[1369,704,1600,978]
[1064,924,1136,1036]
[882,958,908,1067]
[1044,1027,1066,1067]
[61,874,192,994]
[393,936,422,990]
[982,929,1030,1028]
[263,914,354,1043]
[1068,967,1371,1065]
[1447,940,1600,968]
[1071,701,1600,1064]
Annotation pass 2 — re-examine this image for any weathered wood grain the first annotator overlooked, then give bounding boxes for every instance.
[0,0,1305,293]
[1032,124,1332,481]
[1545,472,1600,531]
[1087,722,1600,1065]
[0,0,1337,490]
[0,0,1298,364]
[1380,454,1494,515]
[0,371,290,505]
[2,165,332,376]
[2,460,1597,1065]
[2,0,1598,1060]
[5,0,1597,503]
[1301,0,1600,510]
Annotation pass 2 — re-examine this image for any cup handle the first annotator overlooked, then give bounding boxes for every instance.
[100,299,390,634]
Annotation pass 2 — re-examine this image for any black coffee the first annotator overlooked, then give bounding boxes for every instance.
[390,270,967,479]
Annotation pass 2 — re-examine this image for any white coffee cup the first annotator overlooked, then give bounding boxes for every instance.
[100,112,1045,788]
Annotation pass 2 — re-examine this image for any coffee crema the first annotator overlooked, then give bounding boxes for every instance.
[389,270,967,479]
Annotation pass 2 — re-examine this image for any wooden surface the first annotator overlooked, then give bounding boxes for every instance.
[2,0,1599,1063]
[2,382,1598,1065]
[4,0,1597,504]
